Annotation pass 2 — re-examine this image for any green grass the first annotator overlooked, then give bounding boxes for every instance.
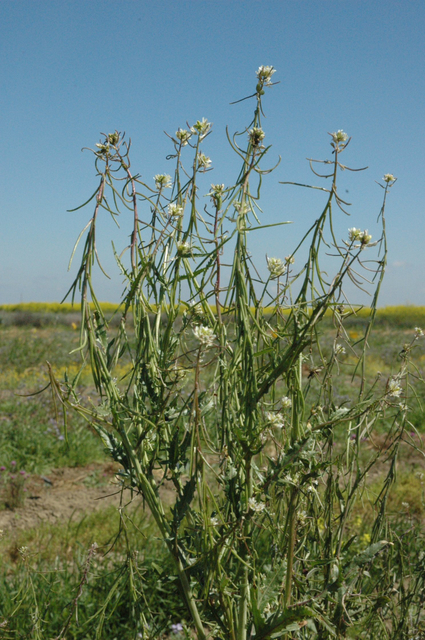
[0,507,188,639]
[0,313,424,637]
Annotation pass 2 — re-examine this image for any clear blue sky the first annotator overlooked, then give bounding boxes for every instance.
[1,0,424,306]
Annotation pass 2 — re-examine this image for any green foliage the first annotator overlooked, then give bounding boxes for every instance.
[5,67,423,638]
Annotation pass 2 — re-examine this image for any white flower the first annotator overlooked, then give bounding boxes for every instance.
[360,230,372,245]
[331,130,348,144]
[248,497,265,512]
[193,325,216,348]
[248,127,265,146]
[168,203,184,218]
[348,227,362,242]
[387,377,402,398]
[281,396,292,409]
[285,255,295,264]
[208,183,225,205]
[209,184,225,196]
[197,152,212,169]
[176,128,191,146]
[256,65,276,85]
[177,241,192,257]
[266,412,284,429]
[348,228,372,246]
[415,327,424,337]
[191,118,212,138]
[154,174,172,189]
[95,143,109,153]
[210,516,220,526]
[267,257,286,278]
[332,406,349,418]
[335,344,346,355]
[383,173,396,183]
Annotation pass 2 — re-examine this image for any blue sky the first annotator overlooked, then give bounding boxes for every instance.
[1,0,424,306]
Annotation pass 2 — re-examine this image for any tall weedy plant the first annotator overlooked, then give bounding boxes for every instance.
[55,67,424,638]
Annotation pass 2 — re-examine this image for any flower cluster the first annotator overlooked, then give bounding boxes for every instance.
[331,130,348,144]
[383,173,396,183]
[154,174,172,189]
[176,128,191,146]
[335,344,346,355]
[348,228,372,246]
[177,241,192,257]
[168,203,184,218]
[170,622,184,635]
[267,257,286,278]
[256,65,276,86]
[197,152,212,169]
[387,376,403,398]
[266,412,284,429]
[190,118,211,139]
[248,497,266,512]
[248,127,265,146]
[193,325,216,348]
[281,396,292,409]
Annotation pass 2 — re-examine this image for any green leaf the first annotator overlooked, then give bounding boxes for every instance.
[351,540,391,567]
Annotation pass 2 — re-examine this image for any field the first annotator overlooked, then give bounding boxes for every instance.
[0,306,424,638]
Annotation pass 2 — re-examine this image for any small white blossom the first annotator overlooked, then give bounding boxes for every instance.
[348,228,372,246]
[248,497,265,512]
[281,396,292,409]
[332,406,350,418]
[210,516,220,527]
[176,128,191,146]
[415,327,423,337]
[177,241,192,257]
[193,325,216,348]
[285,255,295,264]
[335,344,346,355]
[387,377,402,398]
[331,130,348,144]
[256,65,276,85]
[191,118,212,138]
[360,230,372,245]
[383,173,396,183]
[298,510,308,525]
[266,412,284,429]
[95,143,109,153]
[168,203,184,218]
[267,257,287,278]
[348,227,362,242]
[154,174,172,189]
[209,184,225,196]
[248,127,265,146]
[197,152,212,169]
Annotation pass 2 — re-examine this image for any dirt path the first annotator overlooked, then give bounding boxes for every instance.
[0,463,147,533]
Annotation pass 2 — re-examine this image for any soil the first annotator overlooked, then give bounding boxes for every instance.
[0,462,174,534]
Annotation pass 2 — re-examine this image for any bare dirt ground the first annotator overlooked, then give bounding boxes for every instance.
[0,463,149,534]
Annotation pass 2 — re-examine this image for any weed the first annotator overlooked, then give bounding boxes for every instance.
[0,462,29,510]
